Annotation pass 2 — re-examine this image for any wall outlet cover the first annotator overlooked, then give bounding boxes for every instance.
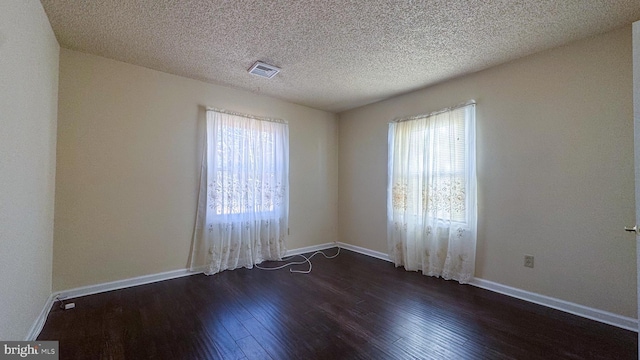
[524,255,534,268]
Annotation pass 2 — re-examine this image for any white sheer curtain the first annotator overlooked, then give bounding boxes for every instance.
[387,102,476,283]
[190,109,289,275]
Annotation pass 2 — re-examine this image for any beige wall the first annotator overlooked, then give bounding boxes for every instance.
[0,1,59,339]
[54,49,338,291]
[338,26,636,317]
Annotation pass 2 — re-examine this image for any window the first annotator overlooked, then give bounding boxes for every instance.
[388,101,475,224]
[207,110,289,218]
[387,101,477,283]
[190,108,289,275]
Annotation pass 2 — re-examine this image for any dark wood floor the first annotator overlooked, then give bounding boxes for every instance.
[39,248,637,359]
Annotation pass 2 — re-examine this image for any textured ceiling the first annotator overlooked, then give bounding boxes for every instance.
[40,0,640,113]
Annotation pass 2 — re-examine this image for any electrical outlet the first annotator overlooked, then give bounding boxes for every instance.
[524,255,534,268]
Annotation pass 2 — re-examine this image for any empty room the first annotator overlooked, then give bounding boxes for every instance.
[2,0,640,359]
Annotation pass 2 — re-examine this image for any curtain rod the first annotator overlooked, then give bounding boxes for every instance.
[392,100,476,123]
[206,107,287,124]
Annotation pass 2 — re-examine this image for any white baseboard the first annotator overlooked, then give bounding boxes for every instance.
[470,278,638,332]
[24,293,56,341]
[335,242,638,332]
[285,242,337,257]
[56,268,201,300]
[336,242,391,262]
[55,243,339,301]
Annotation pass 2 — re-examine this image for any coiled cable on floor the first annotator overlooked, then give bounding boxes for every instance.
[255,246,340,274]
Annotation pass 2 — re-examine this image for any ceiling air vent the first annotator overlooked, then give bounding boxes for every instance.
[248,61,281,79]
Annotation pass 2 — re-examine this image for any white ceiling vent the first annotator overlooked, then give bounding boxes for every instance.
[248,61,281,79]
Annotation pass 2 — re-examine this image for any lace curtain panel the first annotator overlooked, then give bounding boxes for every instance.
[387,102,477,283]
[190,109,289,275]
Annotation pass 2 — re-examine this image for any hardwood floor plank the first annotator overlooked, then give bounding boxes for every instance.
[240,317,297,359]
[235,335,272,360]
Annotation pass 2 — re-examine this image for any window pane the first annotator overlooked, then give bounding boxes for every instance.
[389,105,470,223]
[208,111,288,217]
